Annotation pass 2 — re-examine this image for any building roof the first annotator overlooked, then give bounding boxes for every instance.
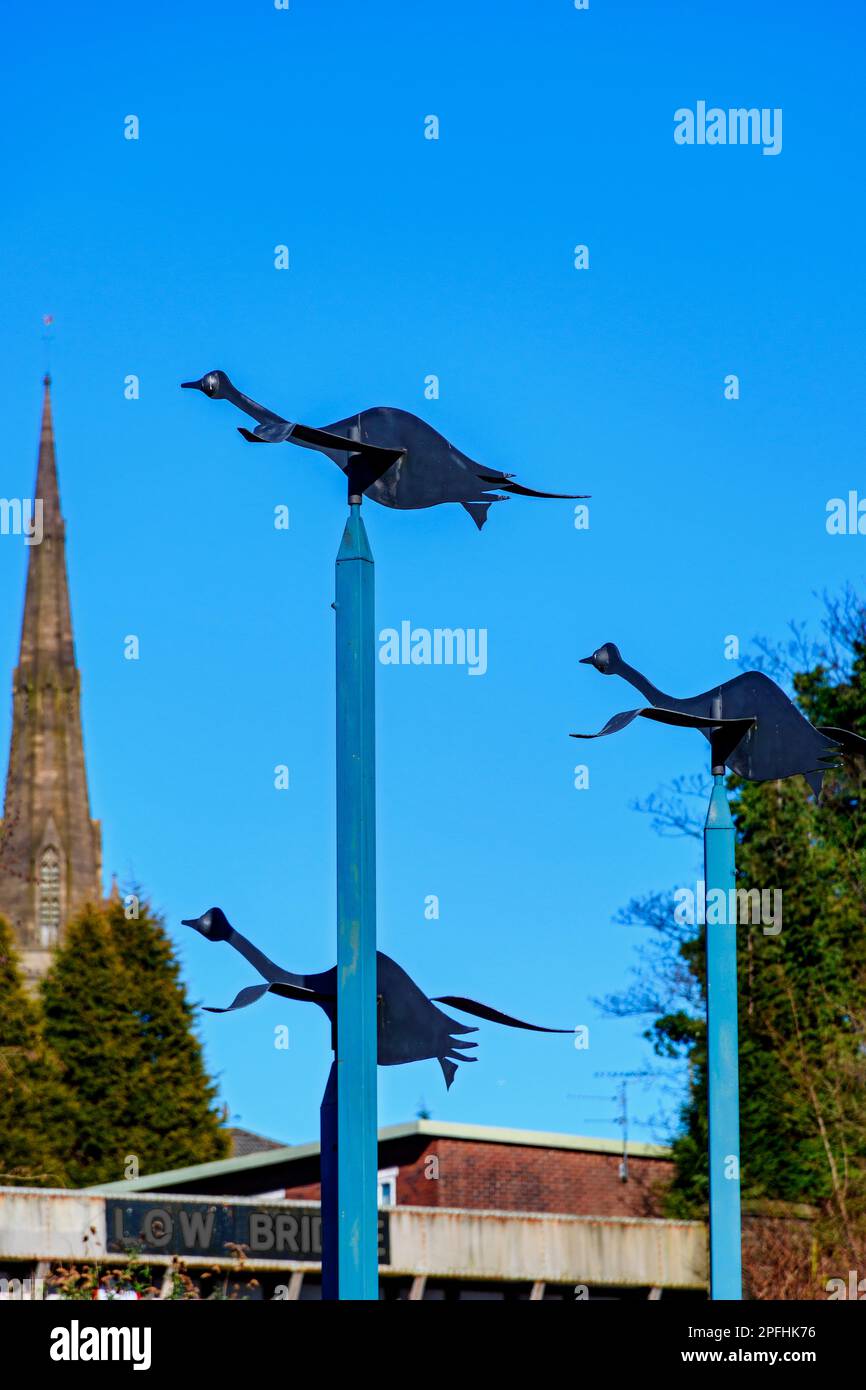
[228,1126,287,1158]
[87,1119,671,1195]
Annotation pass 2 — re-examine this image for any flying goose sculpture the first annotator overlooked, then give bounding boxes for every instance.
[180,371,585,529]
[182,908,569,1089]
[572,642,866,796]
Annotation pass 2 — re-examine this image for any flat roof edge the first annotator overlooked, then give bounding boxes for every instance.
[0,1186,702,1230]
[82,1121,671,1194]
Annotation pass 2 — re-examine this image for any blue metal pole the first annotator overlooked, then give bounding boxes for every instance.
[704,771,742,1300]
[334,502,379,1300]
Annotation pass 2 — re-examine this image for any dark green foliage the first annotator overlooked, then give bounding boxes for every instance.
[41,906,141,1187]
[39,899,228,1187]
[0,914,77,1186]
[104,897,229,1175]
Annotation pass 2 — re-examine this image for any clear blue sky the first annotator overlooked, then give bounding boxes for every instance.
[1,0,864,1152]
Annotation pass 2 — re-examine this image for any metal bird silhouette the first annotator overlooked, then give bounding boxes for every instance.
[572,642,866,797]
[180,371,586,530]
[182,908,569,1089]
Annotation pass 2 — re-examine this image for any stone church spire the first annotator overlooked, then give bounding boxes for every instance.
[0,377,102,985]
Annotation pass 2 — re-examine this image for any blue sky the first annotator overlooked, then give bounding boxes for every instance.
[1,0,864,1153]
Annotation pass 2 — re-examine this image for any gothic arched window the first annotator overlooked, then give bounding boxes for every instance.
[38,846,61,947]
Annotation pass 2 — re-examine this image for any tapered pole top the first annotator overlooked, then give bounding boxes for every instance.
[337,503,374,565]
[705,774,734,830]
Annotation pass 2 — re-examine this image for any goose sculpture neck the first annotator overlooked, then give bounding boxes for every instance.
[613,655,672,707]
[580,643,672,706]
[220,378,277,423]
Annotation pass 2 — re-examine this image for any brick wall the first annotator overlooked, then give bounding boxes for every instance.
[284,1136,673,1218]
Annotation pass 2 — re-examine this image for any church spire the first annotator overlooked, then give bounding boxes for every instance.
[0,377,102,986]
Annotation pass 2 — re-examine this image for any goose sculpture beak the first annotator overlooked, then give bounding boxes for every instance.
[579,654,595,664]
[180,379,203,390]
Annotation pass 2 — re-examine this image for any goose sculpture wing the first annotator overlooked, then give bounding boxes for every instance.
[572,705,758,777]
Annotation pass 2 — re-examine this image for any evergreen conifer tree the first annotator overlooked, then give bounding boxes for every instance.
[41,906,141,1187]
[0,914,76,1186]
[105,896,229,1174]
[40,900,228,1187]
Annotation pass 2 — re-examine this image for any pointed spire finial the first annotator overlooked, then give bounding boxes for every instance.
[41,314,54,381]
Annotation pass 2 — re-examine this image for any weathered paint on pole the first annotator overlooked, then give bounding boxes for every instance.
[334,503,379,1300]
[704,773,742,1300]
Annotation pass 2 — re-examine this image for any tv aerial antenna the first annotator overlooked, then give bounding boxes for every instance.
[568,1069,660,1182]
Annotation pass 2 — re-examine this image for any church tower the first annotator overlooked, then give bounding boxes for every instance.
[0,377,102,985]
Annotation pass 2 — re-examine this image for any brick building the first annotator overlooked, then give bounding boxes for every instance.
[54,1119,707,1299]
[279,1121,673,1220]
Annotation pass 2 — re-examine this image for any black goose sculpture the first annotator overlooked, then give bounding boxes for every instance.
[182,908,568,1088]
[180,371,585,530]
[572,642,866,796]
